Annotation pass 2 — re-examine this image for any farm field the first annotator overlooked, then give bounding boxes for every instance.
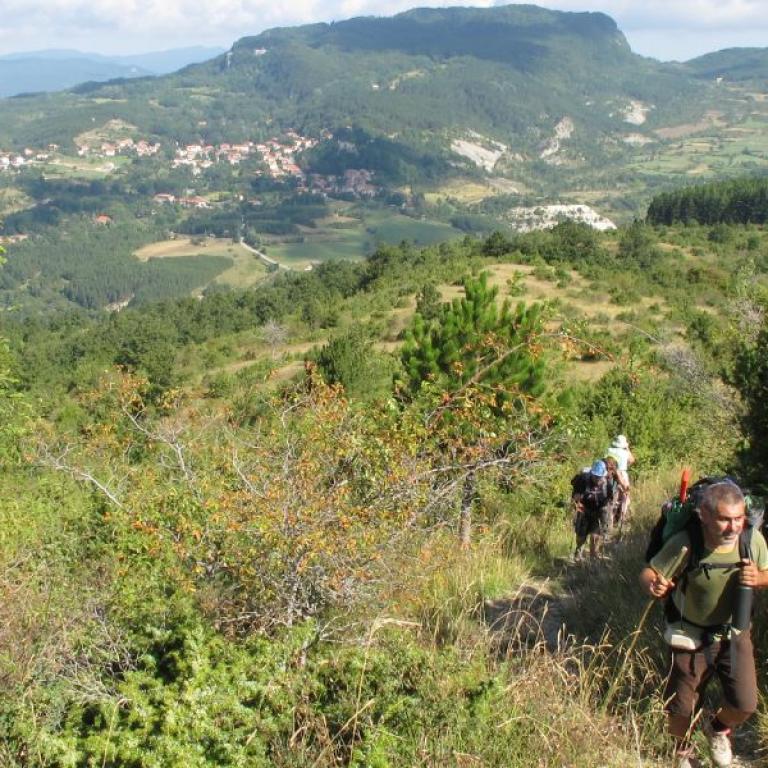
[628,110,768,179]
[265,208,463,268]
[133,237,267,289]
[0,186,33,215]
[38,154,132,179]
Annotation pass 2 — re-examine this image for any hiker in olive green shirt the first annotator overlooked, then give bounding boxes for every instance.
[639,482,768,768]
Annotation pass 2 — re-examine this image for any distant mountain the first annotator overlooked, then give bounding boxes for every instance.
[0,46,224,97]
[684,47,768,82]
[0,5,724,194]
[0,56,151,97]
[110,47,227,74]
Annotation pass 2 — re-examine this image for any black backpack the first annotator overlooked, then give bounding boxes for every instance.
[645,475,764,569]
[647,476,764,630]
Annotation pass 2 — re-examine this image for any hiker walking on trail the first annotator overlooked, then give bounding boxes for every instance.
[604,455,629,532]
[570,460,615,561]
[606,434,634,526]
[639,482,768,768]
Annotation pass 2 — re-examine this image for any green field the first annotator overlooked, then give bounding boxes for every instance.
[628,113,768,179]
[134,237,268,289]
[266,209,462,268]
[37,154,132,180]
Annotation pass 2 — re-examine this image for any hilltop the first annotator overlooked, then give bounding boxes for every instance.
[684,47,768,82]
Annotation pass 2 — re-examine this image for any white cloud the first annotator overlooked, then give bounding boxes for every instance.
[0,0,765,58]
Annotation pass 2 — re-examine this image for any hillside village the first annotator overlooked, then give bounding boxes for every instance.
[0,128,385,200]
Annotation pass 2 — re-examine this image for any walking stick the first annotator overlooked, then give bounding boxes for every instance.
[603,545,689,710]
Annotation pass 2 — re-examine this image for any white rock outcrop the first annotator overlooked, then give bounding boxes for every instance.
[505,204,617,233]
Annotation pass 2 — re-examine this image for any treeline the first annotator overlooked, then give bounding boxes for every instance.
[646,175,768,225]
[3,238,475,396]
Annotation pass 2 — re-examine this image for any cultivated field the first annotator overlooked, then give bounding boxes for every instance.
[265,208,462,268]
[133,237,267,288]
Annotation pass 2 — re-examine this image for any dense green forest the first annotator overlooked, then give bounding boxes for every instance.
[646,175,768,225]
[4,168,768,763]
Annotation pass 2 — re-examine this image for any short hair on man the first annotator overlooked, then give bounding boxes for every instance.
[700,481,745,517]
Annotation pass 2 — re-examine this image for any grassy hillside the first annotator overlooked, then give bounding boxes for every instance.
[5,192,768,764]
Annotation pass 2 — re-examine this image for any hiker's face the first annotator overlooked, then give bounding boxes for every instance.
[700,501,746,548]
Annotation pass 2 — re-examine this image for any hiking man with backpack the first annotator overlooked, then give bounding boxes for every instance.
[639,481,768,768]
[571,459,616,560]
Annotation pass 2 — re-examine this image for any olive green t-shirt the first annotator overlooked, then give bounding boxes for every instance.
[650,528,768,627]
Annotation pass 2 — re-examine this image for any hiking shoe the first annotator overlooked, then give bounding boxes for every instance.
[675,755,701,768]
[704,720,733,768]
[675,748,700,768]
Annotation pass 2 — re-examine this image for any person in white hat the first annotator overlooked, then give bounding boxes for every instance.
[606,434,634,527]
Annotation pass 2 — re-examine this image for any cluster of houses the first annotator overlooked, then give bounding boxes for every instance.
[168,131,381,198]
[0,129,382,205]
[172,131,320,179]
[0,144,59,172]
[303,169,379,198]
[76,138,161,159]
[152,193,211,209]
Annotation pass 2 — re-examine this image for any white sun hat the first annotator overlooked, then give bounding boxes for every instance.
[611,434,629,449]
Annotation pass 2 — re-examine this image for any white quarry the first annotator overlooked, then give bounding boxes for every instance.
[623,100,653,125]
[506,204,617,233]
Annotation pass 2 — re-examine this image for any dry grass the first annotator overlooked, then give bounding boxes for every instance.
[0,187,33,216]
[133,237,232,260]
[370,523,675,767]
[425,179,497,203]
[438,263,669,325]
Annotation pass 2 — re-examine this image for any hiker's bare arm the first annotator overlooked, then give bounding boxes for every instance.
[640,566,673,599]
[740,560,768,589]
[615,471,630,491]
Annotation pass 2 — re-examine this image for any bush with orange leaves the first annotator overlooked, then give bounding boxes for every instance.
[35,363,556,635]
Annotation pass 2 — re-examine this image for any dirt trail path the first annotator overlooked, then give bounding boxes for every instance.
[481,548,764,767]
[483,543,768,768]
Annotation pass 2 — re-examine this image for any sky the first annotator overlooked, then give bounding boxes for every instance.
[0,0,765,63]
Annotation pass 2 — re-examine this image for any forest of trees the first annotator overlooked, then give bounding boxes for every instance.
[646,175,768,225]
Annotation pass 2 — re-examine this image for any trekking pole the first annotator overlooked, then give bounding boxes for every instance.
[603,545,689,710]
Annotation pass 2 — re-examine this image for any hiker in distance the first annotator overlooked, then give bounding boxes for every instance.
[570,459,616,561]
[604,454,629,533]
[606,433,633,527]
[639,481,768,768]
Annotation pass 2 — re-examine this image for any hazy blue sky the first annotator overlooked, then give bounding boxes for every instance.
[0,0,764,62]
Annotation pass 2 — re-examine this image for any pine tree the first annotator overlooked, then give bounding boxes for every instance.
[399,272,546,401]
